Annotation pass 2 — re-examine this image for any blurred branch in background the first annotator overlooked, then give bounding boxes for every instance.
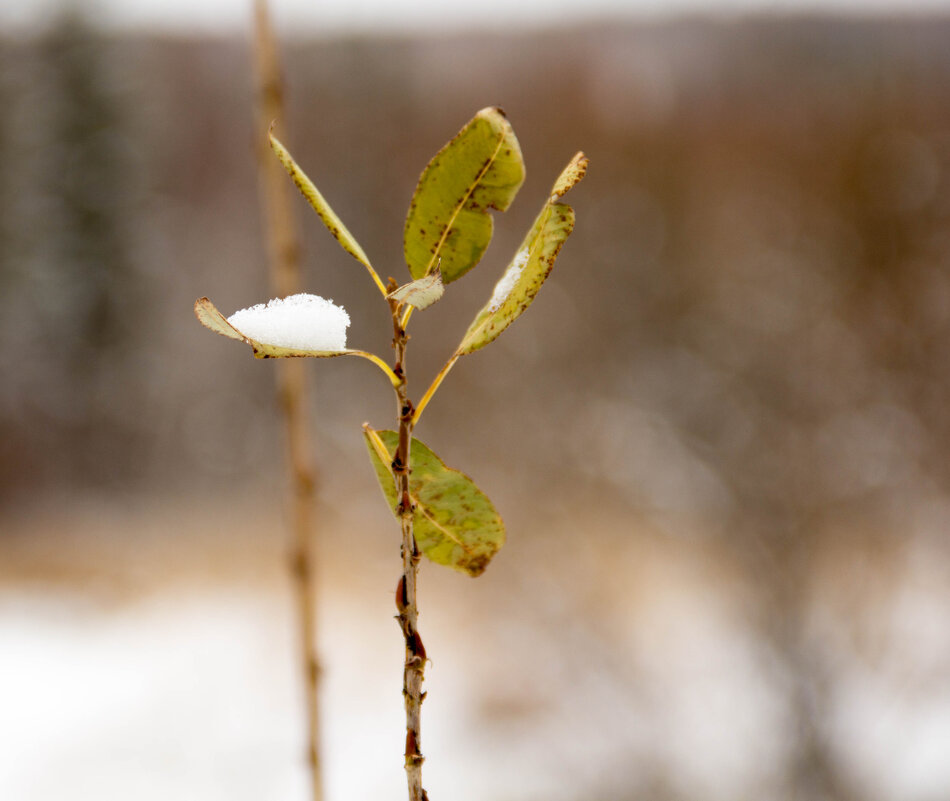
[252,1,323,799]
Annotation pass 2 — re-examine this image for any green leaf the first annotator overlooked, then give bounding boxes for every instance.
[270,131,387,295]
[456,151,587,356]
[404,107,525,284]
[363,427,505,577]
[387,271,444,311]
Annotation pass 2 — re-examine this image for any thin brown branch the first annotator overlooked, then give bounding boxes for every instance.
[389,291,429,801]
[252,3,323,800]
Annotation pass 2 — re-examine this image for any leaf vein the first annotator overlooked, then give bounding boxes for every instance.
[423,132,507,277]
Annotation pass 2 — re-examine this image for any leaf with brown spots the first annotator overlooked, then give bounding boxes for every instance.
[195,296,349,358]
[550,151,589,200]
[456,152,587,356]
[270,131,386,295]
[193,298,399,390]
[388,271,445,311]
[363,427,505,577]
[404,107,525,284]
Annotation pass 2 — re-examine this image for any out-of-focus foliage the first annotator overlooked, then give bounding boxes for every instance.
[4,18,949,514]
[0,12,149,494]
[2,16,950,801]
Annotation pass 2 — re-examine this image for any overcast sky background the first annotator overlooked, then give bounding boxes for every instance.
[1,0,949,35]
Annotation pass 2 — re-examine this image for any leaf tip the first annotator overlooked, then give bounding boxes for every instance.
[478,105,507,119]
[550,151,589,201]
[463,553,492,577]
[193,296,212,328]
[194,296,247,342]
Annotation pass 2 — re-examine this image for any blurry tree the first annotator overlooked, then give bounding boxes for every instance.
[0,11,148,496]
[0,43,20,494]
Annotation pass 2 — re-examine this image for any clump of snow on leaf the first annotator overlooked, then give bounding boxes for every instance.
[228,293,350,351]
[488,248,530,312]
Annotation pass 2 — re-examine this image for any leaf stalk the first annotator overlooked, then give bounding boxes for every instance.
[412,353,460,427]
[351,349,404,388]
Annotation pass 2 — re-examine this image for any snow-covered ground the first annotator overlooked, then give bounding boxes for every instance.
[1,492,949,801]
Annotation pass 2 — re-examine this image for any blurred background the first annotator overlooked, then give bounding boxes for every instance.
[2,1,950,800]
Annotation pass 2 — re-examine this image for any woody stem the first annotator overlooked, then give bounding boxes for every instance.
[389,288,428,801]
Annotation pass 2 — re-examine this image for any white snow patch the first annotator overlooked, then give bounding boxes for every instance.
[227,293,350,351]
[488,248,530,312]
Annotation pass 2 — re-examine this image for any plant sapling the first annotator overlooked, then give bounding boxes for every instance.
[196,107,587,801]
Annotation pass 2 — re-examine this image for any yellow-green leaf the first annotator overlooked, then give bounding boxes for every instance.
[456,152,587,355]
[404,107,525,284]
[363,427,505,577]
[270,131,387,295]
[550,151,589,200]
[387,272,444,311]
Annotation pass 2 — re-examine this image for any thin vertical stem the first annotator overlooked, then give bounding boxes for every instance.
[252,3,323,800]
[389,288,429,801]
